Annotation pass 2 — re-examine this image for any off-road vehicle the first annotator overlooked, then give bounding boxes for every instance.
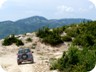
[17,48,34,65]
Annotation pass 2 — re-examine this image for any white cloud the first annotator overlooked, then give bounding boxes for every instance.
[54,5,74,18]
[89,0,96,7]
[89,5,94,9]
[78,8,88,12]
[57,5,74,13]
[78,4,95,12]
[0,0,7,8]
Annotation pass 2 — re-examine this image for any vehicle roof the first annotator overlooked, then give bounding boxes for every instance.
[19,48,30,50]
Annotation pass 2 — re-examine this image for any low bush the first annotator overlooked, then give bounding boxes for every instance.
[2,34,24,46]
[37,27,63,46]
[50,58,58,70]
[42,34,63,46]
[62,35,72,42]
[26,38,32,42]
[65,27,79,37]
[16,40,24,46]
[36,27,50,38]
[73,34,94,47]
[50,46,96,72]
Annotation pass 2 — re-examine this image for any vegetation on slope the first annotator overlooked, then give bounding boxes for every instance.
[26,38,32,42]
[2,34,24,46]
[2,20,96,72]
[37,21,96,72]
[36,27,65,46]
[50,46,96,72]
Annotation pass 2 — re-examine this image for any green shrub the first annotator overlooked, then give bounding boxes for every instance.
[2,34,24,46]
[37,27,63,46]
[42,34,63,46]
[73,34,94,47]
[71,64,87,72]
[65,27,80,37]
[2,38,12,46]
[16,40,24,46]
[36,27,50,38]
[62,35,72,42]
[26,38,32,42]
[50,58,58,70]
[50,46,96,72]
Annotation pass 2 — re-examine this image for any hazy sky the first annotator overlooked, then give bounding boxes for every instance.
[0,0,96,21]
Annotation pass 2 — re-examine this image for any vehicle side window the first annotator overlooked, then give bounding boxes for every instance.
[18,50,24,54]
[25,49,30,53]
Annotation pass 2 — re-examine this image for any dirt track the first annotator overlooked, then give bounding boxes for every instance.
[0,50,46,72]
[0,45,68,72]
[0,33,69,72]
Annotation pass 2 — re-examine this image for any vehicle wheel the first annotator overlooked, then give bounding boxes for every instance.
[31,60,34,63]
[31,57,34,63]
[22,54,28,60]
[18,62,21,65]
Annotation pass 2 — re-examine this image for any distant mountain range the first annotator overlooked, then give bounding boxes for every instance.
[0,16,91,39]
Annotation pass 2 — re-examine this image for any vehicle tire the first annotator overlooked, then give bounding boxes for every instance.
[21,54,28,60]
[31,60,33,63]
[31,57,34,63]
[18,61,21,65]
[31,61,33,63]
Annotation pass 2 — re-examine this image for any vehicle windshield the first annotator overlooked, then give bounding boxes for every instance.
[24,49,30,53]
[18,50,24,54]
[18,48,30,54]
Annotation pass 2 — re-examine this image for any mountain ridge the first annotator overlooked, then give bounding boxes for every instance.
[0,16,91,39]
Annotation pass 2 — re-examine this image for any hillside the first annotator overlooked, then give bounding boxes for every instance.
[0,32,69,72]
[0,21,96,72]
[36,21,96,72]
[0,16,91,39]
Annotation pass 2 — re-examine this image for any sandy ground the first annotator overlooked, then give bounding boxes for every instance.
[0,33,69,72]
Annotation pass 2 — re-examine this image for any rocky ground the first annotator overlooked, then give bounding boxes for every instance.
[0,32,69,72]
